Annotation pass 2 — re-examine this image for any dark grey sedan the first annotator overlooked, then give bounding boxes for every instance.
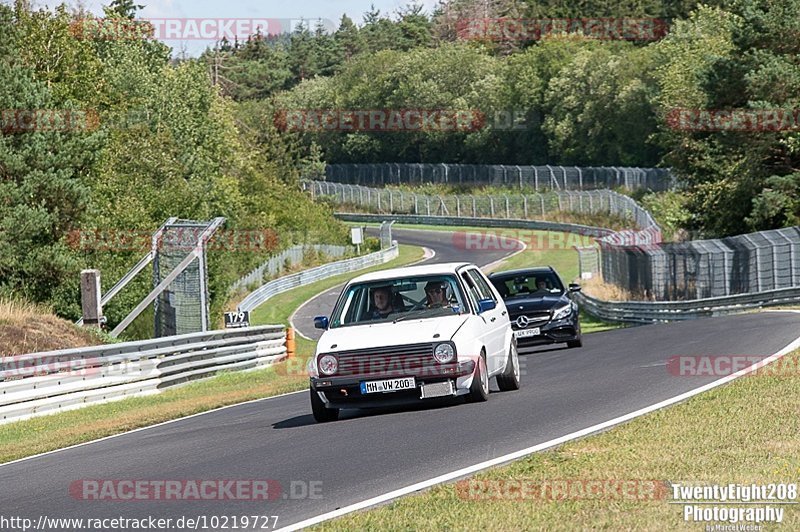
[488,267,582,349]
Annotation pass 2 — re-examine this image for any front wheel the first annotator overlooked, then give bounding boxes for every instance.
[467,353,489,402]
[567,337,583,348]
[310,389,339,422]
[497,342,520,391]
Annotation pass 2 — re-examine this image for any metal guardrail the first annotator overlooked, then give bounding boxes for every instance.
[237,243,400,313]
[230,244,352,293]
[0,326,286,424]
[574,288,800,324]
[334,213,612,238]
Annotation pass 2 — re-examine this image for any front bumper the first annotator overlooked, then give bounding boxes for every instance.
[310,360,475,409]
[513,317,580,347]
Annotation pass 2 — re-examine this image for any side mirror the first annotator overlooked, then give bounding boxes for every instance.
[314,316,329,329]
[478,298,497,313]
[569,284,581,293]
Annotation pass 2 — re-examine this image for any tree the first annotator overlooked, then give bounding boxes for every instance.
[335,14,365,60]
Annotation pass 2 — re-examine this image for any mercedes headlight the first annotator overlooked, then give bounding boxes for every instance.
[433,343,455,364]
[552,303,573,321]
[318,354,338,376]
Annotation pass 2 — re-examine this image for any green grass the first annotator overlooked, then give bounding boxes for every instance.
[0,244,424,463]
[318,347,800,531]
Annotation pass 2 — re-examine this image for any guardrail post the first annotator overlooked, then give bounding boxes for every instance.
[286,327,296,358]
[80,269,103,328]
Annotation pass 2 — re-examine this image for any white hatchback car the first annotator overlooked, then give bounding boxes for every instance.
[308,262,519,422]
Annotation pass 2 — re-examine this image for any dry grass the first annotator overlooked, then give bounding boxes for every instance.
[581,276,639,301]
[0,298,102,356]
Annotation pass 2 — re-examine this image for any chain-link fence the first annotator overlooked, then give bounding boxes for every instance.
[153,219,224,337]
[306,180,651,222]
[308,180,800,301]
[322,163,675,191]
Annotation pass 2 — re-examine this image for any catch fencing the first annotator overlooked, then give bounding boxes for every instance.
[323,163,675,191]
[0,326,286,424]
[307,180,800,302]
[306,180,650,223]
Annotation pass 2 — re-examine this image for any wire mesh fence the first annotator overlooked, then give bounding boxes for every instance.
[305,180,651,222]
[154,219,220,337]
[322,163,676,191]
[307,180,800,301]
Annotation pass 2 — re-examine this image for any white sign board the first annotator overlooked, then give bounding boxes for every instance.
[351,227,363,245]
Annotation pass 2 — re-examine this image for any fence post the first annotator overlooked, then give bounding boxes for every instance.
[80,269,103,328]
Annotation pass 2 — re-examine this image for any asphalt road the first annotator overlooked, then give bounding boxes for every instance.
[1,229,799,531]
[292,227,516,340]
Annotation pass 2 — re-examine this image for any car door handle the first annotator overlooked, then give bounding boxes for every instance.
[501,311,507,316]
[491,317,496,322]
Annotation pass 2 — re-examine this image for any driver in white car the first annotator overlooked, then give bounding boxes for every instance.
[424,280,449,308]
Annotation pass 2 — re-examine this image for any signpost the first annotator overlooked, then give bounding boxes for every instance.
[224,310,250,329]
[351,227,364,254]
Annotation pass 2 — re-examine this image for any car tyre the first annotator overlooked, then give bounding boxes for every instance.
[467,353,489,402]
[567,336,583,348]
[310,389,339,422]
[496,342,520,391]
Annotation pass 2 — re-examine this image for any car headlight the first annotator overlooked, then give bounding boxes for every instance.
[433,343,455,364]
[318,354,338,376]
[552,303,573,321]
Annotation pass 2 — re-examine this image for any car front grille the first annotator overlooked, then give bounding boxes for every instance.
[324,343,437,376]
[509,311,551,330]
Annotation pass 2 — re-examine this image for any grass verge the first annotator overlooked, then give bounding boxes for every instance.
[317,348,800,530]
[0,245,424,464]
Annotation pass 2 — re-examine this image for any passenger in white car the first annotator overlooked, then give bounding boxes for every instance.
[369,286,396,319]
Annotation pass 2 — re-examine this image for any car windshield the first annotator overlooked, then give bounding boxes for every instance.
[490,271,564,299]
[329,274,467,328]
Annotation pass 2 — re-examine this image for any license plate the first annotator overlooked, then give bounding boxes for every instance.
[360,377,416,394]
[514,327,541,339]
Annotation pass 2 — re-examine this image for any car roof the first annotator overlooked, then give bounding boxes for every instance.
[349,262,473,284]
[488,267,555,278]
